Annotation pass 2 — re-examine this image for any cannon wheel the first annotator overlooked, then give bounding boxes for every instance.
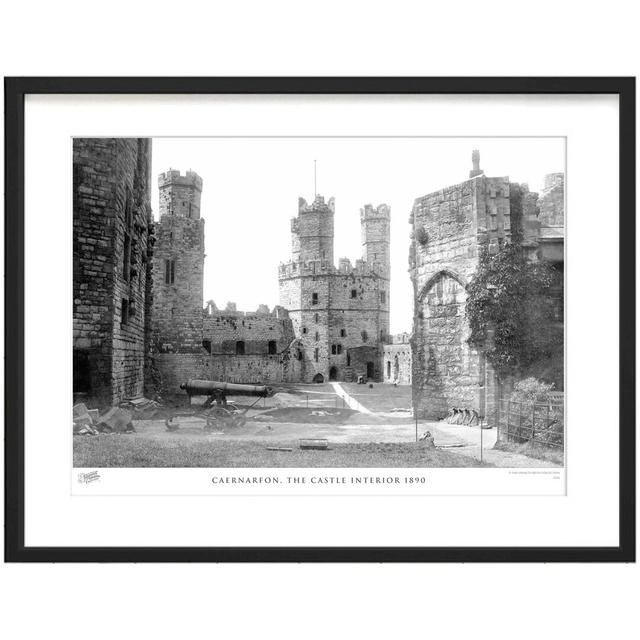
[203,406,247,430]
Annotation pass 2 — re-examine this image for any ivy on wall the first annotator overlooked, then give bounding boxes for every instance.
[466,242,562,379]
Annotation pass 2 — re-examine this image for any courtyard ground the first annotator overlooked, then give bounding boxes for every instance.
[74,382,562,468]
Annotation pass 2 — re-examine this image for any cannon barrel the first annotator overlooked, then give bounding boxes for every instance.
[180,379,273,397]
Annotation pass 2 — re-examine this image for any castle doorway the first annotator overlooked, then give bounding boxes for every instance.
[312,373,324,383]
[366,362,375,380]
[329,366,338,381]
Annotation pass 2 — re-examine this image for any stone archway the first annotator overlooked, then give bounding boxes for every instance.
[418,270,475,417]
[329,366,338,381]
[312,373,325,383]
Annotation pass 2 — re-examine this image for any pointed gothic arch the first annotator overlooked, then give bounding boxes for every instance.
[417,269,467,303]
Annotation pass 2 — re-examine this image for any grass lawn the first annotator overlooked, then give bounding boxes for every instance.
[340,383,413,413]
[73,433,486,468]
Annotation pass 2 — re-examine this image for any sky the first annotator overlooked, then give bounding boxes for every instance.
[151,137,565,334]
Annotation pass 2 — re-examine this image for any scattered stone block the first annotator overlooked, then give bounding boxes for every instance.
[96,407,134,433]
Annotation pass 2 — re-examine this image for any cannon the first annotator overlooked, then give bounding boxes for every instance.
[180,379,273,401]
[166,379,273,432]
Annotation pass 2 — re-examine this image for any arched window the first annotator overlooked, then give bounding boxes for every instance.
[268,340,277,355]
[235,341,245,355]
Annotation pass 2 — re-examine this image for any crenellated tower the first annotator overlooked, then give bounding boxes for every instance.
[151,170,205,353]
[360,203,391,280]
[279,193,390,383]
[293,195,335,264]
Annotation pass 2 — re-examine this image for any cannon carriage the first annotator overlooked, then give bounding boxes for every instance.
[165,379,273,431]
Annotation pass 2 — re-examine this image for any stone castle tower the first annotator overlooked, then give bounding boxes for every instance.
[279,194,390,383]
[151,170,205,353]
[361,202,391,281]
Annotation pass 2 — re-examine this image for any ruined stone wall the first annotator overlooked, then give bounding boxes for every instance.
[410,175,511,419]
[73,138,152,406]
[383,340,412,385]
[410,159,565,421]
[202,310,296,355]
[154,347,303,396]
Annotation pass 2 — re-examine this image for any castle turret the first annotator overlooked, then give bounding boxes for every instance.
[292,195,335,264]
[158,169,203,219]
[360,203,391,279]
[152,170,205,353]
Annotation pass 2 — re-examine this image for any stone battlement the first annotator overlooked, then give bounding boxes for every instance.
[360,203,390,221]
[204,301,289,318]
[158,169,203,192]
[278,258,386,280]
[298,194,335,214]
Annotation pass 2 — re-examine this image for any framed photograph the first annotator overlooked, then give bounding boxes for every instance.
[5,77,635,562]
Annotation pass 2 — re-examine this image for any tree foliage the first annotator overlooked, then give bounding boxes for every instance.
[466,243,562,379]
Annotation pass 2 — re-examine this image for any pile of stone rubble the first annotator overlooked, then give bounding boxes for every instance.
[73,397,160,436]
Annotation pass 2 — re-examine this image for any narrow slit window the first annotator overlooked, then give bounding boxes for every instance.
[121,298,129,325]
[165,259,175,284]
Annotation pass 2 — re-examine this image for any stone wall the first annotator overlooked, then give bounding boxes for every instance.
[73,138,152,406]
[154,348,304,398]
[383,336,412,385]
[409,152,565,421]
[538,173,564,227]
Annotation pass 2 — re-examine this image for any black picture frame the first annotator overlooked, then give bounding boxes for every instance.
[4,77,636,563]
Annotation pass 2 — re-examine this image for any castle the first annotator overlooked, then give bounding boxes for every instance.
[148,173,390,391]
[73,141,392,404]
[278,195,390,382]
[409,151,564,421]
[72,139,561,415]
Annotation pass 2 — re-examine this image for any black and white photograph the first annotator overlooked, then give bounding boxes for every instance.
[72,136,565,473]
[6,77,632,562]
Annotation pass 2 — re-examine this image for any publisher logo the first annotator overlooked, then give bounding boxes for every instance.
[78,470,101,484]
